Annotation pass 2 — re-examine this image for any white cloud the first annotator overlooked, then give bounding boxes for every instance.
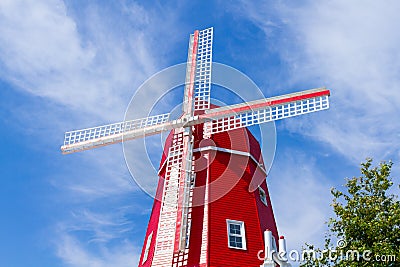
[0,0,186,265]
[56,234,140,267]
[62,208,134,243]
[235,0,400,163]
[268,150,332,252]
[283,0,400,163]
[233,0,400,258]
[0,0,177,123]
[0,0,106,119]
[55,146,137,201]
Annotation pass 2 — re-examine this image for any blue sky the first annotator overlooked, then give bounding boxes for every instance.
[1,0,399,266]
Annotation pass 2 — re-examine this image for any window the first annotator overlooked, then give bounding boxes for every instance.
[226,220,247,250]
[142,231,153,264]
[259,187,268,206]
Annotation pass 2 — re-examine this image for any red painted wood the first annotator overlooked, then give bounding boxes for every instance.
[187,165,207,266]
[185,30,199,115]
[207,128,278,267]
[138,125,280,267]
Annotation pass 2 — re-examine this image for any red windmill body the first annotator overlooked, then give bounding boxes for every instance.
[61,27,331,267]
[140,125,279,267]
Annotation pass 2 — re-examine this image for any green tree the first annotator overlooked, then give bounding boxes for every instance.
[300,159,400,267]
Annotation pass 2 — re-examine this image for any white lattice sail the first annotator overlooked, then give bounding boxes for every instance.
[202,87,330,135]
[61,113,170,154]
[194,28,213,111]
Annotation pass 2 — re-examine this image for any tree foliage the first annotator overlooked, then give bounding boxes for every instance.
[300,159,400,267]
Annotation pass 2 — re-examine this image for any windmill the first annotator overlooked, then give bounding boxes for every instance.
[61,27,330,267]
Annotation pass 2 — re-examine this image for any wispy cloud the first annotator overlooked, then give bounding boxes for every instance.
[56,233,140,267]
[235,0,400,164]
[0,0,183,123]
[283,0,400,164]
[53,146,136,201]
[60,208,135,244]
[227,2,400,263]
[268,149,332,252]
[0,0,186,265]
[1,0,129,121]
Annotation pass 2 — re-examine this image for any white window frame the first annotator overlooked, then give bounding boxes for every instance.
[258,186,268,206]
[226,219,247,250]
[142,231,153,264]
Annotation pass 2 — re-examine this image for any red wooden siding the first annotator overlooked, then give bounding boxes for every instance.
[138,125,279,267]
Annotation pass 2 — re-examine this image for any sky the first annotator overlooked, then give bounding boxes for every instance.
[0,0,399,266]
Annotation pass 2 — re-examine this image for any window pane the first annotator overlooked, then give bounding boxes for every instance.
[227,220,246,249]
[228,235,243,248]
[235,236,242,243]
[229,224,235,233]
[229,223,240,235]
